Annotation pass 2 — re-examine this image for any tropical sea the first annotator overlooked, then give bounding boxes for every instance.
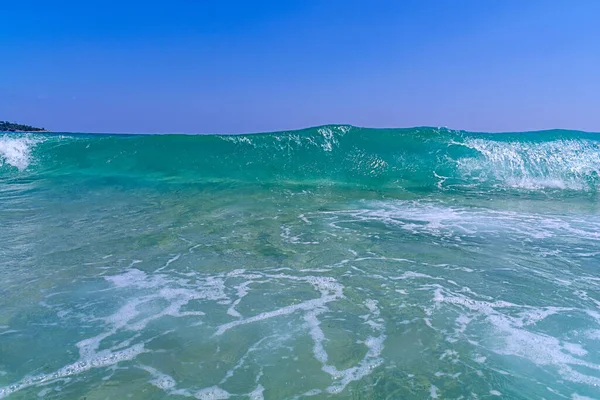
[0,125,599,399]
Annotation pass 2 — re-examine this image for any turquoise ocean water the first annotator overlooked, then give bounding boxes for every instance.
[1,126,599,399]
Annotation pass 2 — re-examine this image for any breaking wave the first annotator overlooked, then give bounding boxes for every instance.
[1,126,598,194]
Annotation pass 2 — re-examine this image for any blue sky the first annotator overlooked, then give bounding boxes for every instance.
[1,0,599,133]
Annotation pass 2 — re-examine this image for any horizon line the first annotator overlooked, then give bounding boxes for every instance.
[4,124,598,136]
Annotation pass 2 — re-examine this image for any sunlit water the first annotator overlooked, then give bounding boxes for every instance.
[1,127,599,399]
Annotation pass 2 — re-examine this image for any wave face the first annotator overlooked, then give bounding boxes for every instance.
[2,125,599,194]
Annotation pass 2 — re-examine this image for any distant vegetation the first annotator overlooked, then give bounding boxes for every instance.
[0,121,47,132]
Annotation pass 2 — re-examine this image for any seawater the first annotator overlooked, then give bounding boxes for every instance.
[0,126,599,399]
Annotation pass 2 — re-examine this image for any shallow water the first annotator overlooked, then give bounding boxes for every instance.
[1,127,599,399]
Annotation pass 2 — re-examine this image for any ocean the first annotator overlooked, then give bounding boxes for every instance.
[1,125,599,399]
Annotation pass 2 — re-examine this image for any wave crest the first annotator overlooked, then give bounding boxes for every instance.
[0,135,38,171]
[2,126,598,195]
[456,138,600,191]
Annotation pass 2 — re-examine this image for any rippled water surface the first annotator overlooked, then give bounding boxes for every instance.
[1,127,599,399]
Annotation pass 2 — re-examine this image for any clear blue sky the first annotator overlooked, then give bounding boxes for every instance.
[1,0,599,133]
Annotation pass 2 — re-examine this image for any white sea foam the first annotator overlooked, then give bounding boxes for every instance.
[305,297,386,394]
[214,275,343,336]
[319,200,600,245]
[572,394,595,400]
[1,266,238,397]
[213,270,386,395]
[219,125,349,154]
[281,225,319,244]
[294,389,322,398]
[104,267,385,395]
[0,135,38,171]
[248,384,264,400]
[433,286,600,387]
[456,138,600,191]
[583,330,600,340]
[155,254,181,272]
[102,269,229,338]
[221,135,256,147]
[0,344,144,399]
[140,365,177,390]
[194,386,231,400]
[220,336,270,386]
[430,384,439,399]
[318,127,336,151]
[226,280,254,318]
[140,365,245,400]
